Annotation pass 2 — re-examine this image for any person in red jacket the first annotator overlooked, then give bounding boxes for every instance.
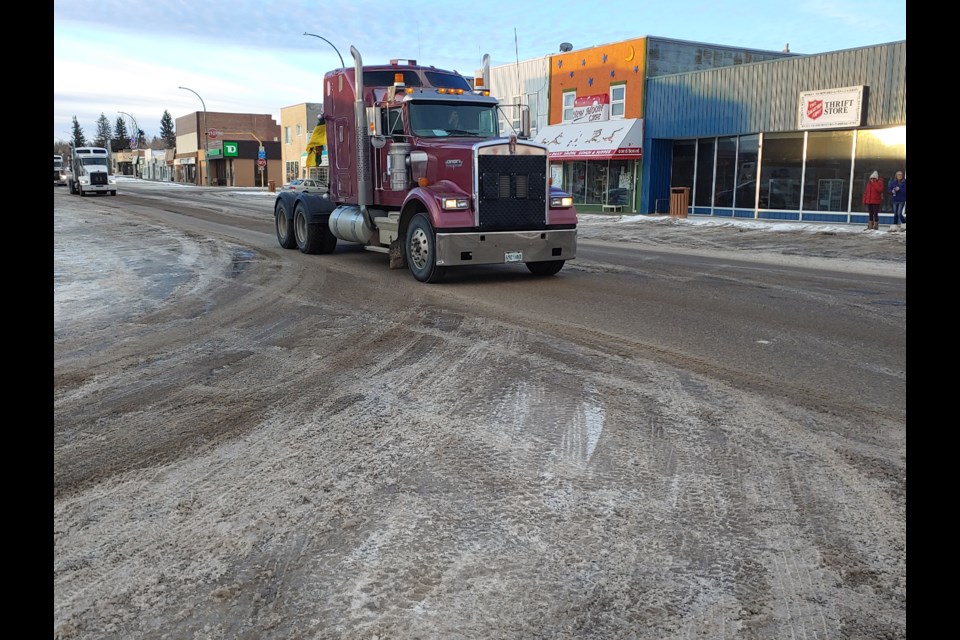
[862,170,885,230]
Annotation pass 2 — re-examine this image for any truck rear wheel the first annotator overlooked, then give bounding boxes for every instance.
[406,213,445,283]
[275,200,297,249]
[295,203,337,254]
[526,260,565,276]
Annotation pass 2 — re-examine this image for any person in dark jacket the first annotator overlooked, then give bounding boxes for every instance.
[888,170,906,231]
[862,170,885,231]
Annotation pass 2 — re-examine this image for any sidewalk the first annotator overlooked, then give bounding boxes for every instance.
[577,211,907,235]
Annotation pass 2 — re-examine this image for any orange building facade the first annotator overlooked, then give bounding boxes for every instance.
[549,38,648,123]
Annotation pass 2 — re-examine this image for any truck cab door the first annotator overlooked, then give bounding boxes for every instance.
[332,117,353,198]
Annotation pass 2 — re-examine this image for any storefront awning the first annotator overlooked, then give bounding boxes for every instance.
[533,119,643,160]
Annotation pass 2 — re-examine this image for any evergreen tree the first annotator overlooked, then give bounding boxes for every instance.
[160,110,176,149]
[95,113,112,148]
[70,116,86,147]
[113,117,129,152]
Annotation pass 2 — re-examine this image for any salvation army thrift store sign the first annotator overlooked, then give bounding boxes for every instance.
[798,85,864,130]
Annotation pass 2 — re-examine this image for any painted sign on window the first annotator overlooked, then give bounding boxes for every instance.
[798,86,864,130]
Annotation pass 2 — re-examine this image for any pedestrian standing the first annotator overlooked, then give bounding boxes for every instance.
[888,170,906,232]
[862,170,885,231]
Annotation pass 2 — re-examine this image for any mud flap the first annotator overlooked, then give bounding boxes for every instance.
[389,240,406,269]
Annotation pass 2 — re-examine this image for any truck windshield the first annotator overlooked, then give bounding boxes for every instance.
[408,103,499,138]
[80,157,108,168]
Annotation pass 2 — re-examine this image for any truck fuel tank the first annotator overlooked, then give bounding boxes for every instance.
[329,205,375,244]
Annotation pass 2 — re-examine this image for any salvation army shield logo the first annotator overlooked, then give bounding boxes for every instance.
[806,99,824,120]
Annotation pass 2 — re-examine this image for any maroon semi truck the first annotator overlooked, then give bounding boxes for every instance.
[273,46,578,283]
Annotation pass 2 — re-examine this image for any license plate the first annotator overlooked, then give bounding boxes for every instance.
[504,251,523,263]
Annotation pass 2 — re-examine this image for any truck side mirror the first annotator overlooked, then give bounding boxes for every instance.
[520,106,531,140]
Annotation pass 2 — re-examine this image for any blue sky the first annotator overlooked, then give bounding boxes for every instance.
[53,0,906,141]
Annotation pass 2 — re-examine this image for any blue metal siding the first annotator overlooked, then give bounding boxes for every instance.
[641,138,673,214]
[645,41,906,138]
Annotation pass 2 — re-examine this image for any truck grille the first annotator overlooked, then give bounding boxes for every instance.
[91,173,108,186]
[477,155,547,231]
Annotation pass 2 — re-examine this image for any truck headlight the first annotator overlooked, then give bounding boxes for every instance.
[79,178,90,186]
[442,198,469,210]
[550,196,574,208]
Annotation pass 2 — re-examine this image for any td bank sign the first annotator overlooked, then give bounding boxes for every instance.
[207,142,240,158]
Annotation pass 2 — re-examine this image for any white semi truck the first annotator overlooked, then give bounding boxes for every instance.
[68,146,117,196]
[54,154,66,186]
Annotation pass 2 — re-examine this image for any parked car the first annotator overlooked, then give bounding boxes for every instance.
[282,178,322,193]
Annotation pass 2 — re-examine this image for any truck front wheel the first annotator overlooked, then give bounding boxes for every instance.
[275,200,297,249]
[406,213,445,283]
[295,203,337,254]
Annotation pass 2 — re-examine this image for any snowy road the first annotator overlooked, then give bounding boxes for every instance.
[54,180,906,640]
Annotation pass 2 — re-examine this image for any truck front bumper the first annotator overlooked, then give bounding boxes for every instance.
[435,229,577,266]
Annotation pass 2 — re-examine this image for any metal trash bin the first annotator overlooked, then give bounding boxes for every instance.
[670,187,690,218]
[268,180,276,193]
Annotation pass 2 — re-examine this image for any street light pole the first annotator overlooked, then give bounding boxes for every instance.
[178,86,210,186]
[118,111,140,178]
[303,32,345,68]
[118,111,139,148]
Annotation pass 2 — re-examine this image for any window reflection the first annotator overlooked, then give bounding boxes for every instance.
[562,159,637,209]
[565,161,587,202]
[758,132,803,210]
[712,137,737,207]
[607,160,634,207]
[852,127,906,213]
[586,163,608,205]
[695,139,715,206]
[672,141,695,190]
[735,135,758,209]
[804,130,854,212]
[670,128,904,217]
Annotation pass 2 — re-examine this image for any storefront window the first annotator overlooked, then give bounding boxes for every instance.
[667,128,903,218]
[852,126,906,213]
[586,162,609,205]
[803,130,854,212]
[563,161,587,203]
[607,160,634,207]
[694,139,715,207]
[561,159,637,210]
[734,134,758,209]
[713,137,737,207]
[672,140,695,190]
[758,132,803,210]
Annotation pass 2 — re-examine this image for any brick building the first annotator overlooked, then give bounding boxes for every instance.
[175,112,281,187]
